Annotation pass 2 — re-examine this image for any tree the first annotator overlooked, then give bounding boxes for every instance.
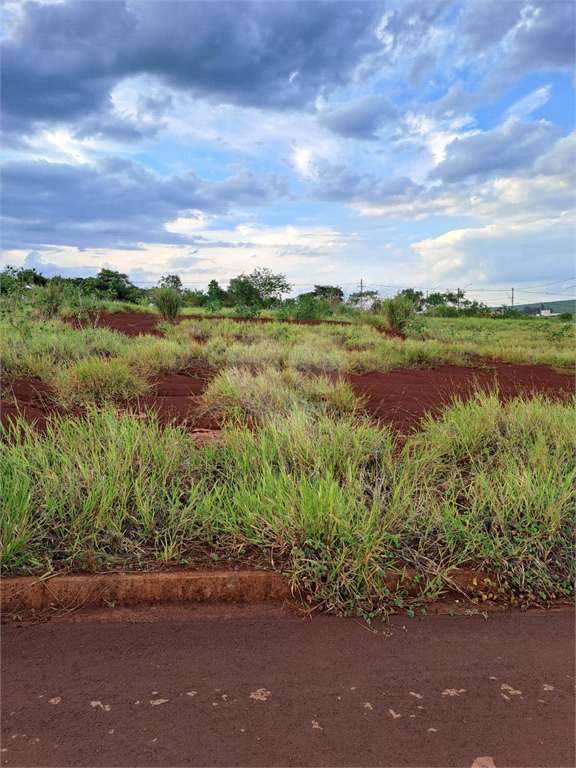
[182,288,207,307]
[3,266,48,287]
[92,269,141,303]
[397,288,424,311]
[312,285,344,302]
[206,279,228,304]
[347,289,379,309]
[242,267,292,308]
[227,275,262,308]
[158,274,183,292]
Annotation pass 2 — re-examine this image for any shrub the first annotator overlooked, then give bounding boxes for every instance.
[379,295,414,331]
[30,282,65,319]
[431,304,458,318]
[278,295,332,321]
[559,313,574,322]
[234,303,260,318]
[152,287,183,321]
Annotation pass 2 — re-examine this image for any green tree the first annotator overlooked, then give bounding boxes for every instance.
[227,275,262,308]
[242,267,292,308]
[158,274,183,292]
[92,269,141,303]
[397,288,424,311]
[347,289,379,309]
[207,280,228,304]
[312,285,344,301]
[182,289,207,307]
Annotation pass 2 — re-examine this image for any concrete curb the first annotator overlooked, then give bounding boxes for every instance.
[1,571,296,613]
[1,568,497,614]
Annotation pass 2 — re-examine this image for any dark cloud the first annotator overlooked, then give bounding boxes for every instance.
[2,0,387,140]
[318,96,398,140]
[311,163,424,205]
[428,119,561,183]
[462,1,575,74]
[462,1,523,51]
[1,157,289,250]
[504,2,575,74]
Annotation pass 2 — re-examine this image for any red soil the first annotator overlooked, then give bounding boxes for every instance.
[0,369,219,438]
[348,363,574,431]
[3,313,572,435]
[3,362,572,437]
[68,311,403,339]
[130,370,220,432]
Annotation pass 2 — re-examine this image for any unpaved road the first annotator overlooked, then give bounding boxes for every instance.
[1,604,574,767]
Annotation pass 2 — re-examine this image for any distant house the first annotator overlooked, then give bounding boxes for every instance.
[538,308,560,317]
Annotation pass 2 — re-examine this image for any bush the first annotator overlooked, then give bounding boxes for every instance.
[559,313,574,322]
[278,295,332,321]
[152,287,183,321]
[234,303,260,318]
[379,295,414,331]
[431,304,458,318]
[30,282,65,319]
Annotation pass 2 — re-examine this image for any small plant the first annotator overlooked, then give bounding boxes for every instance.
[204,299,223,314]
[152,287,183,321]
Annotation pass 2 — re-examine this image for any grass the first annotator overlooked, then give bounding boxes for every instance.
[197,367,363,423]
[2,308,573,616]
[419,316,575,367]
[52,357,150,407]
[2,393,574,614]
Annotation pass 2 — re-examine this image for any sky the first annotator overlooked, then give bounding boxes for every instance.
[1,0,575,305]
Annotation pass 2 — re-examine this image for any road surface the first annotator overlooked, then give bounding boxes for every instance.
[1,603,574,767]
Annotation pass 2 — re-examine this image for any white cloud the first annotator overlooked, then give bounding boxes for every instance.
[411,215,574,286]
[506,85,551,121]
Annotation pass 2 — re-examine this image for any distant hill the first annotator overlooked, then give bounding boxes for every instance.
[490,299,576,316]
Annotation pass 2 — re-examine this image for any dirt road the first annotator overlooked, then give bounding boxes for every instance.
[1,604,574,767]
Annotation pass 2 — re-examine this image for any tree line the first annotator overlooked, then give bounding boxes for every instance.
[1,264,500,321]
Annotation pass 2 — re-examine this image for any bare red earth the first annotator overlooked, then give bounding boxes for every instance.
[68,311,403,338]
[3,313,573,435]
[348,363,574,431]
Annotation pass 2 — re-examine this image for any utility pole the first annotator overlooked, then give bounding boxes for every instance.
[511,287,514,308]
[359,279,364,312]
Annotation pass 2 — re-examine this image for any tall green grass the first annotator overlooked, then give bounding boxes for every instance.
[3,393,573,613]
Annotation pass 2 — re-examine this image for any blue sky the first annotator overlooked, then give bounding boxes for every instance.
[1,0,575,304]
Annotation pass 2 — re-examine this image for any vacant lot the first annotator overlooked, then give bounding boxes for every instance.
[2,311,574,617]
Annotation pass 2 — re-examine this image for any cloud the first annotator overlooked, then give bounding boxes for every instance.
[318,95,398,140]
[505,85,552,121]
[411,216,574,286]
[462,1,575,79]
[428,118,560,183]
[2,0,387,142]
[17,251,99,280]
[461,1,523,52]
[343,130,575,225]
[310,162,424,205]
[1,156,289,250]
